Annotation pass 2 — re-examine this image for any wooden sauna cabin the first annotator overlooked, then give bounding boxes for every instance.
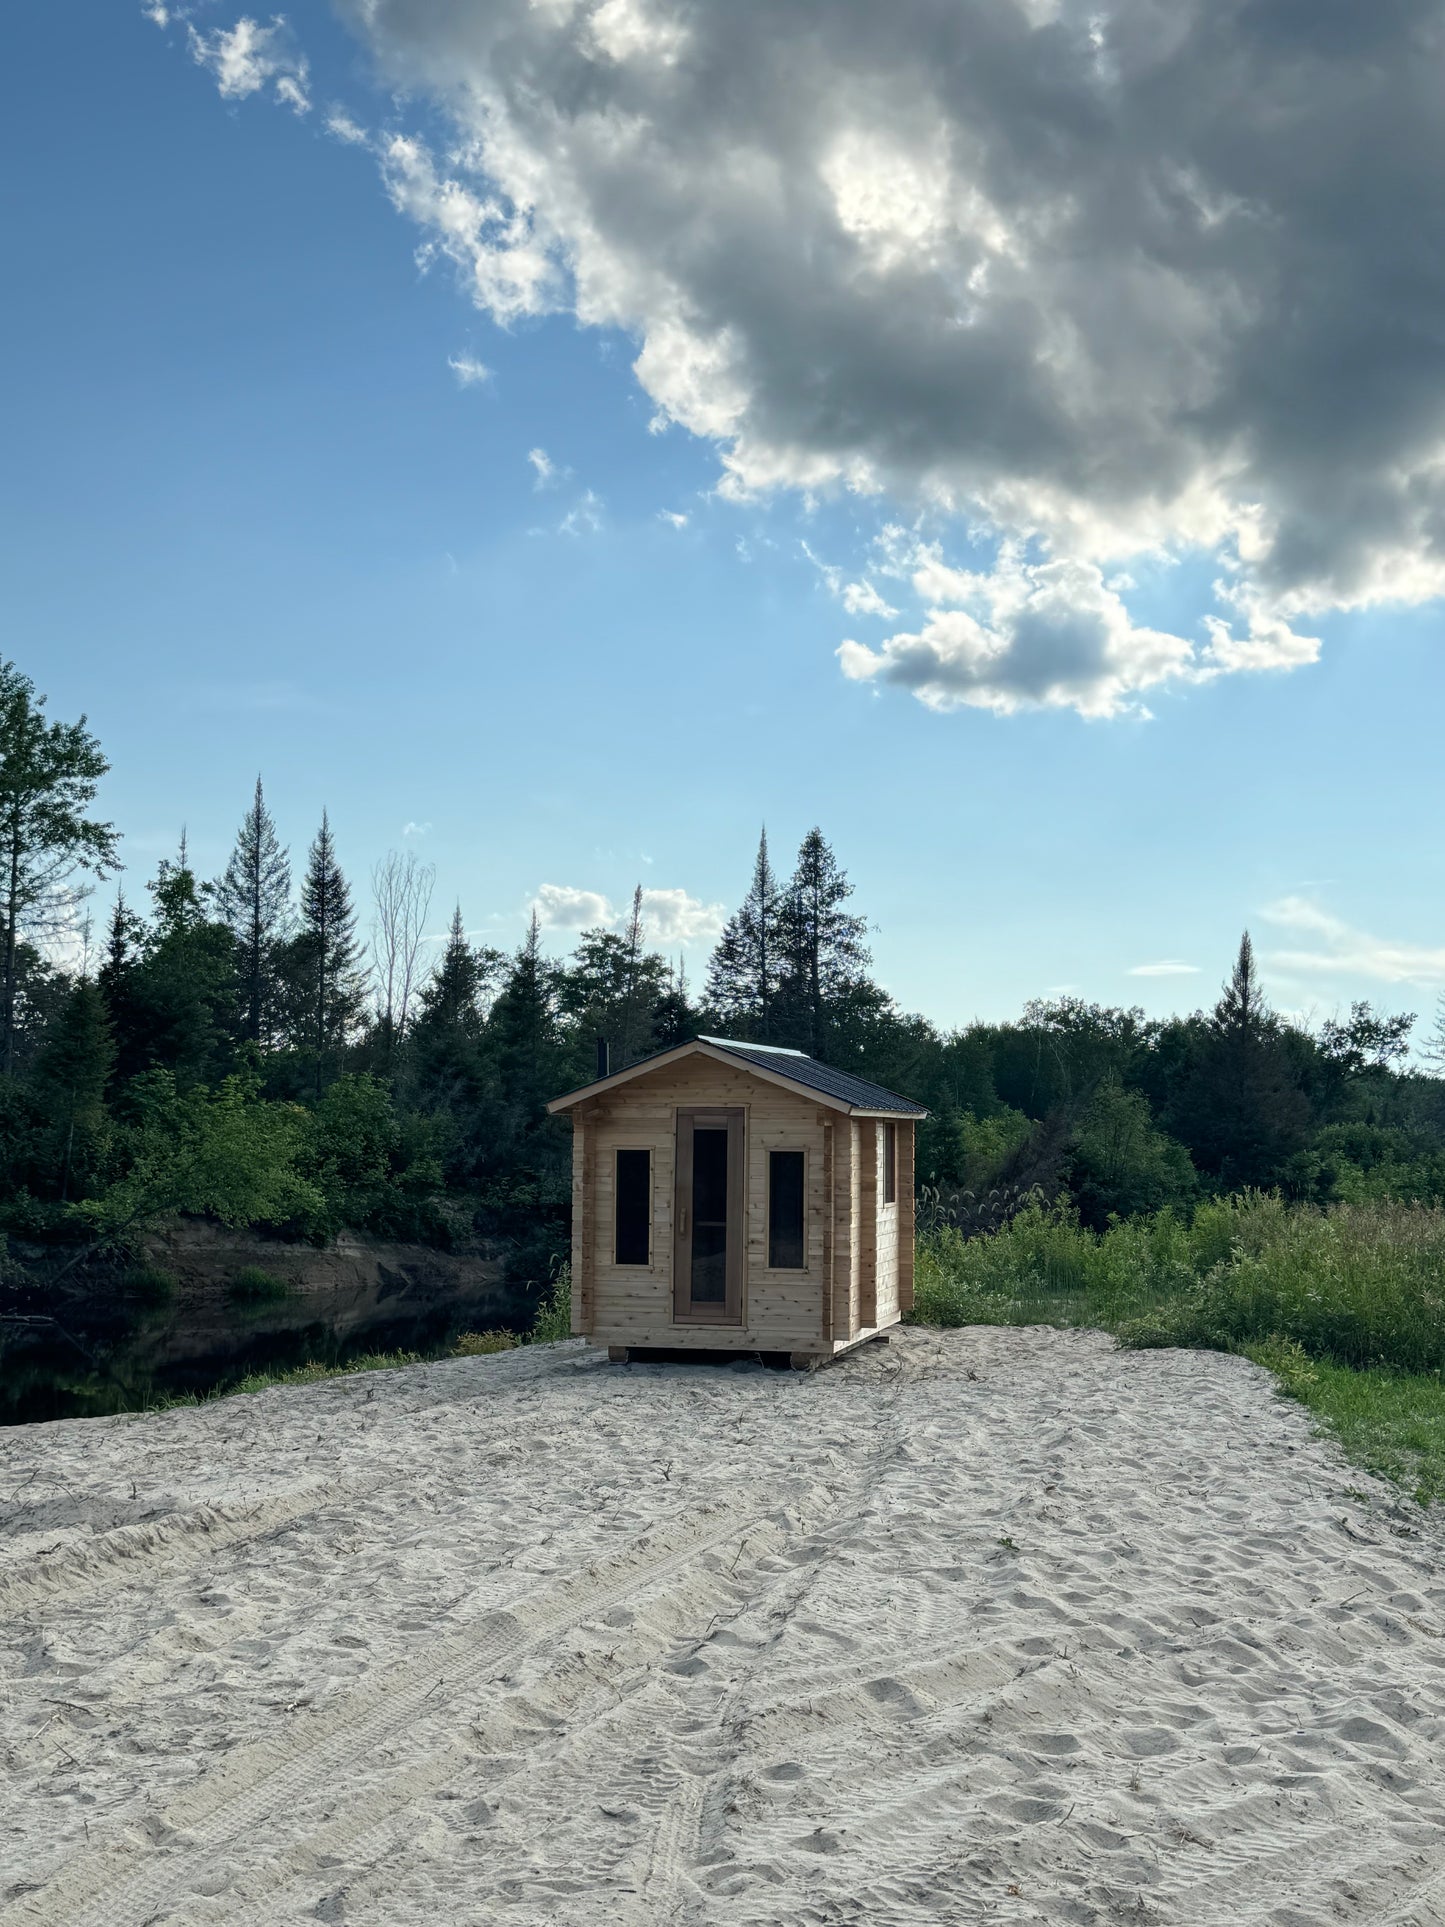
[547,1036,927,1366]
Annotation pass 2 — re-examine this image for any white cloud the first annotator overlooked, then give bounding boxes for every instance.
[800,541,898,621]
[401,820,432,838]
[658,509,689,529]
[637,887,726,946]
[303,0,1445,719]
[532,884,613,931]
[530,883,724,945]
[1128,961,1201,979]
[528,447,555,488]
[559,489,604,536]
[447,353,492,388]
[1260,898,1445,988]
[187,15,310,112]
[142,3,172,25]
[839,547,1196,718]
[325,107,368,145]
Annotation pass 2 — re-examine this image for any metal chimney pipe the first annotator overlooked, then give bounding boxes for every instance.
[596,1035,611,1080]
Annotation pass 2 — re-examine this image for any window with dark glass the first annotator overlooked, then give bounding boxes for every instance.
[614,1149,651,1265]
[883,1122,897,1205]
[768,1150,806,1269]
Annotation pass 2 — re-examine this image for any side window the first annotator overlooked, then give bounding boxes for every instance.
[768,1149,806,1269]
[614,1148,651,1265]
[882,1121,897,1205]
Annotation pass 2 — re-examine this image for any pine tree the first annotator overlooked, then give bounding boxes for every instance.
[134,835,238,1090]
[557,889,670,1076]
[214,776,291,1047]
[489,911,565,1171]
[1171,930,1310,1187]
[1215,929,1267,1038]
[777,828,872,1055]
[416,906,491,1039]
[98,888,148,1087]
[705,828,781,1037]
[285,811,365,1096]
[34,976,114,1200]
[0,660,119,1074]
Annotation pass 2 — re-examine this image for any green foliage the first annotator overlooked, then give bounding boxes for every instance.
[72,1068,325,1246]
[0,659,120,1075]
[453,1329,519,1355]
[956,1107,1034,1190]
[915,1194,1445,1378]
[227,1265,293,1302]
[1069,1077,1197,1228]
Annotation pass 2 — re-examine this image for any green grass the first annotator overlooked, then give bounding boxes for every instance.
[226,1265,294,1303]
[120,1263,176,1305]
[911,1195,1445,1506]
[1262,1357,1445,1509]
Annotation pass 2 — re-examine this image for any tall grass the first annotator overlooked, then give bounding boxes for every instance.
[915,1195,1445,1373]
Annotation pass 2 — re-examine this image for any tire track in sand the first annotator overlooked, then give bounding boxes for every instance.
[0,1491,805,1927]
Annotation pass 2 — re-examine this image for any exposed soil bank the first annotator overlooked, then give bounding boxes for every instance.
[0,1220,525,1422]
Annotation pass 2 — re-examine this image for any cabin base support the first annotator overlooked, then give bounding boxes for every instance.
[607,1346,630,1363]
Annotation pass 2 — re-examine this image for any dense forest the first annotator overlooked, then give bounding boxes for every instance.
[3,657,1445,1316]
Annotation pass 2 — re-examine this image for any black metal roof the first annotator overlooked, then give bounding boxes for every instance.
[699,1038,928,1116]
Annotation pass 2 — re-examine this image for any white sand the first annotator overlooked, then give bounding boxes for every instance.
[2,1329,1445,1927]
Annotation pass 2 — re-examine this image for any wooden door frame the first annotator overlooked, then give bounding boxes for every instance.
[672,1106,745,1325]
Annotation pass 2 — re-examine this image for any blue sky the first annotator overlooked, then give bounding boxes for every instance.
[4,2,1444,1038]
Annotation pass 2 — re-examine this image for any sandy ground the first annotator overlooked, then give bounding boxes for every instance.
[2,1330,1445,1927]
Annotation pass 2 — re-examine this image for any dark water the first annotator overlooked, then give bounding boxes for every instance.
[1,1270,531,1425]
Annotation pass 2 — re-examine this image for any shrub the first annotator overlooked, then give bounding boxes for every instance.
[227,1265,293,1303]
[453,1330,518,1356]
[913,1194,1445,1377]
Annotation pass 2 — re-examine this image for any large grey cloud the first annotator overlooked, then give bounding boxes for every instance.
[322,0,1445,711]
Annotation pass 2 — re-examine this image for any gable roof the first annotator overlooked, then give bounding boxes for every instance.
[546,1036,928,1118]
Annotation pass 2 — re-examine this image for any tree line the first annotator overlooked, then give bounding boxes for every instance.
[3,657,1444,1299]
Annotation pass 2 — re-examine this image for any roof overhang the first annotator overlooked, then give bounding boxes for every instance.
[547,1038,924,1118]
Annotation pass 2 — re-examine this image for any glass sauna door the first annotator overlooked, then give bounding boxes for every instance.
[673,1109,744,1323]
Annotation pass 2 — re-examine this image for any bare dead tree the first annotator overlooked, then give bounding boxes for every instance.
[370,849,436,1057]
[616,883,646,1069]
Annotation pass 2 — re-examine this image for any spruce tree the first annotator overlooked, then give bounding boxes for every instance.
[489,911,565,1170]
[558,892,670,1076]
[286,810,365,1096]
[215,776,291,1047]
[134,835,238,1090]
[98,888,148,1086]
[417,905,491,1039]
[1171,930,1310,1187]
[777,828,872,1055]
[34,976,114,1201]
[705,828,781,1037]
